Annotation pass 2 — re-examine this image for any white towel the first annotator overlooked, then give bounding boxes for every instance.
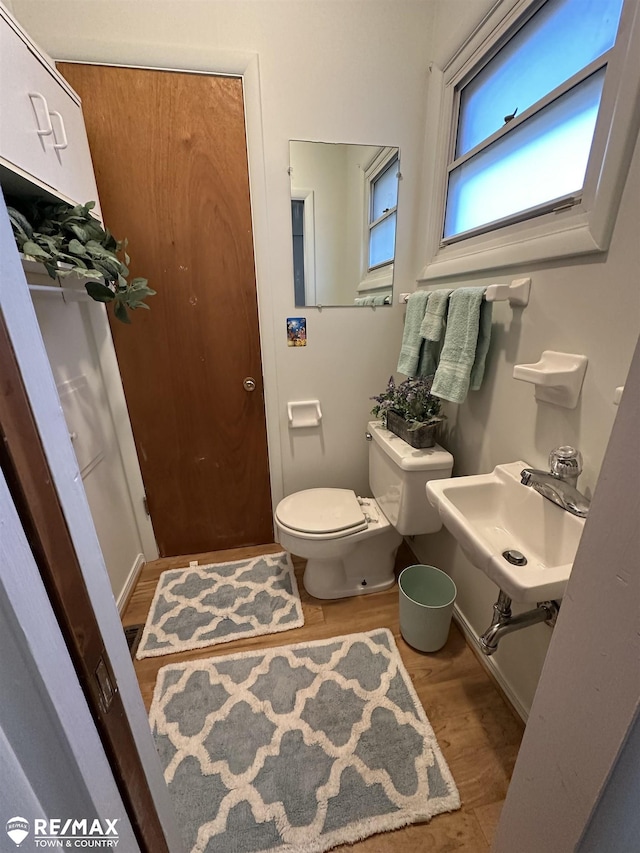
[397,291,430,376]
[431,287,491,403]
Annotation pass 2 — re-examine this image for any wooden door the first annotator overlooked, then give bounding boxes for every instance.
[58,64,273,557]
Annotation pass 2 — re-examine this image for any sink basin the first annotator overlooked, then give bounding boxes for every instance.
[426,461,585,602]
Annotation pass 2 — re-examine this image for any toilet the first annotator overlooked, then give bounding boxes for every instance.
[275,421,454,599]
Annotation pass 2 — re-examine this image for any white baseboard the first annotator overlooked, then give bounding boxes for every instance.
[453,604,529,723]
[117,553,145,615]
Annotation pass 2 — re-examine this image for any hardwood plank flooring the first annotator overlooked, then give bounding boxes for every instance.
[122,542,524,852]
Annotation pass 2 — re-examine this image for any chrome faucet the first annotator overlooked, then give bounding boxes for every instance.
[520,446,590,518]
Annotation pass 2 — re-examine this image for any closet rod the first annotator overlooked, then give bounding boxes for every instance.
[28,284,90,302]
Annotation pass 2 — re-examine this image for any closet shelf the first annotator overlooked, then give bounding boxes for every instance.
[21,254,95,301]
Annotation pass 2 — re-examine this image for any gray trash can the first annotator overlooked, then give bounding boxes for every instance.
[398,564,457,652]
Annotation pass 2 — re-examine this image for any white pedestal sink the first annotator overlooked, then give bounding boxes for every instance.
[426,461,585,602]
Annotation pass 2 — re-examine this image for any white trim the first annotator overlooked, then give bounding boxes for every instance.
[52,50,285,513]
[291,187,317,306]
[420,0,640,282]
[452,606,529,723]
[117,552,145,615]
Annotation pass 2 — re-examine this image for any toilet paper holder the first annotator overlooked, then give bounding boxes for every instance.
[287,400,322,428]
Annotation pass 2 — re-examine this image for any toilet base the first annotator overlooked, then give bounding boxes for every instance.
[301,527,402,600]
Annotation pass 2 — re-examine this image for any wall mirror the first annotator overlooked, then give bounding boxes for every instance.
[289,140,400,307]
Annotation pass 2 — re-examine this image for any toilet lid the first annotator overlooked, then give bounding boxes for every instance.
[276,488,368,535]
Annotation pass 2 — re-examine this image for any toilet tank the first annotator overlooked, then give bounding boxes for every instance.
[367,420,454,536]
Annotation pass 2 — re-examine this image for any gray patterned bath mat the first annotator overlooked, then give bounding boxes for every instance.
[137,552,304,659]
[150,628,460,853]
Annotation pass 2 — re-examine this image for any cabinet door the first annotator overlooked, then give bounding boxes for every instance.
[0,14,101,215]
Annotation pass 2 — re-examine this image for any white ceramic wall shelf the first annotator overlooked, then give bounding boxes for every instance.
[513,351,588,409]
[287,400,322,428]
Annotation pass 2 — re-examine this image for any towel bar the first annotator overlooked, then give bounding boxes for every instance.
[484,277,530,306]
[403,277,530,307]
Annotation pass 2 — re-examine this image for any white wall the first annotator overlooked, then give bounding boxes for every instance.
[409,0,640,716]
[10,0,640,717]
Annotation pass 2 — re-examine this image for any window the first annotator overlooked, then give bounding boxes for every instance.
[358,148,399,291]
[368,152,398,269]
[421,0,640,280]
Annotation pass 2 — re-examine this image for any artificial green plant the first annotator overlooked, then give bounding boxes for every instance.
[7,197,155,323]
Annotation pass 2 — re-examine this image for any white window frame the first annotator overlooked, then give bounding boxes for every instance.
[358,147,398,293]
[419,0,640,282]
[291,187,316,306]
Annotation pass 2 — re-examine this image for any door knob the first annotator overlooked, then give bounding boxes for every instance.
[243,377,256,392]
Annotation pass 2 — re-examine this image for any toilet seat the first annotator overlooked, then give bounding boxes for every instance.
[275,488,368,539]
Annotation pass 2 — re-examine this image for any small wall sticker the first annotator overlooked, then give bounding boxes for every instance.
[287,317,307,347]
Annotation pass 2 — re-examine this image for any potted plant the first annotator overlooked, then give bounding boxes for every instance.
[370,375,445,448]
[7,196,155,323]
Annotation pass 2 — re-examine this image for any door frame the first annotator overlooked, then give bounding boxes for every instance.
[0,307,170,852]
[0,197,183,851]
[55,49,285,519]
[0,462,142,849]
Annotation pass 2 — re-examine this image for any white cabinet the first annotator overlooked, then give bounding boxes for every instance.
[0,5,101,216]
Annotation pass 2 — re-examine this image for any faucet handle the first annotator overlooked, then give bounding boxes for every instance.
[549,446,582,483]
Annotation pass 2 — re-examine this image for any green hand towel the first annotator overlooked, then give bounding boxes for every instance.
[420,288,453,341]
[471,298,493,390]
[431,287,490,403]
[397,290,430,376]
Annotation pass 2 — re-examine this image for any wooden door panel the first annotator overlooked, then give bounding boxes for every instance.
[58,65,272,556]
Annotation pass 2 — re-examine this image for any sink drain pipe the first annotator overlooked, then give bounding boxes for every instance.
[479,590,559,656]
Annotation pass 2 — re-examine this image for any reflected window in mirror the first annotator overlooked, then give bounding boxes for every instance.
[289,141,400,307]
[365,148,398,285]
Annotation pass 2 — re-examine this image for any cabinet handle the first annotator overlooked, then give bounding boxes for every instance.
[28,92,53,137]
[49,111,68,150]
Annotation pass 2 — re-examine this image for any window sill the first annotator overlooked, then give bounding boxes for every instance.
[357,264,394,292]
[419,213,603,282]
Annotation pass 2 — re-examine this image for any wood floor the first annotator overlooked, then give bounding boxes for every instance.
[122,542,524,852]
